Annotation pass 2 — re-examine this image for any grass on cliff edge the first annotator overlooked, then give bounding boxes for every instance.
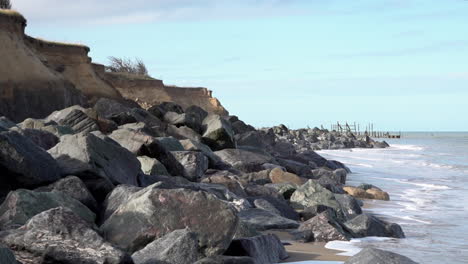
[32,37,89,48]
[106,72,157,81]
[0,9,25,19]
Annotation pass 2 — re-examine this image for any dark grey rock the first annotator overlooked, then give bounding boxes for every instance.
[14,127,59,150]
[0,207,132,264]
[345,248,418,264]
[202,114,236,150]
[166,124,202,142]
[48,132,141,188]
[238,208,299,231]
[293,211,350,242]
[35,175,98,212]
[0,247,18,264]
[148,102,184,119]
[195,256,255,264]
[171,151,209,181]
[93,98,131,119]
[343,214,405,238]
[224,234,288,264]
[100,184,238,256]
[180,139,226,169]
[249,196,299,221]
[335,193,362,220]
[300,204,338,221]
[214,149,276,173]
[57,109,99,134]
[132,229,203,264]
[0,131,61,189]
[0,189,95,230]
[234,220,262,239]
[102,184,142,221]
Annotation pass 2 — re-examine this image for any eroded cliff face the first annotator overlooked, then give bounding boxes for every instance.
[102,72,229,116]
[0,11,86,122]
[26,37,123,104]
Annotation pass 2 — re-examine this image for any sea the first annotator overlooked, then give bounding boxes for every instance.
[311,132,468,264]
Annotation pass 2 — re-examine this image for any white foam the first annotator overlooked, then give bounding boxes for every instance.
[390,144,425,151]
[325,237,395,257]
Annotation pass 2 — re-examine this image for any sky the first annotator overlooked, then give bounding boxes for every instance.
[11,0,468,131]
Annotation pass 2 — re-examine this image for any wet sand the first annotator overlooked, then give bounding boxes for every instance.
[263,230,349,263]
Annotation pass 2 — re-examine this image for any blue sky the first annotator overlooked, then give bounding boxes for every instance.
[13,0,468,131]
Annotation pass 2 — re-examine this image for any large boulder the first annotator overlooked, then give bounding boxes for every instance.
[101,184,142,221]
[238,208,299,231]
[100,184,238,256]
[180,139,225,168]
[343,214,405,238]
[0,131,61,189]
[202,114,236,150]
[224,234,288,264]
[171,151,209,181]
[166,124,202,142]
[248,196,299,221]
[93,98,131,119]
[334,193,363,220]
[48,132,141,199]
[35,176,98,212]
[0,189,96,230]
[293,211,350,242]
[132,229,203,264]
[201,174,247,197]
[148,102,184,119]
[0,207,132,264]
[290,180,341,213]
[345,248,418,264]
[57,109,99,134]
[164,111,202,133]
[214,149,276,173]
[269,168,307,186]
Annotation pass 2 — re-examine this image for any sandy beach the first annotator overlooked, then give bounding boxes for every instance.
[263,230,349,263]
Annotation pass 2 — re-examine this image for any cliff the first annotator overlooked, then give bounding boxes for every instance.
[0,10,86,122]
[102,72,229,116]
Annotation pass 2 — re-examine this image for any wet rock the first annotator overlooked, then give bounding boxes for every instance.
[0,131,61,189]
[0,189,95,230]
[366,188,390,201]
[238,208,299,231]
[214,149,276,173]
[300,205,338,221]
[171,151,209,181]
[100,184,238,255]
[224,234,288,264]
[132,229,203,264]
[269,168,307,186]
[202,114,236,150]
[345,248,418,264]
[343,214,405,238]
[0,207,131,264]
[293,211,350,242]
[35,176,98,212]
[343,186,372,199]
[137,156,170,176]
[334,193,363,220]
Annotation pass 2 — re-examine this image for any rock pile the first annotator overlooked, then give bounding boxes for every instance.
[0,99,411,264]
[261,124,390,151]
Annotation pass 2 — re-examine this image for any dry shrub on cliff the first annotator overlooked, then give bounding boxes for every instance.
[106,57,149,76]
[0,0,12,9]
